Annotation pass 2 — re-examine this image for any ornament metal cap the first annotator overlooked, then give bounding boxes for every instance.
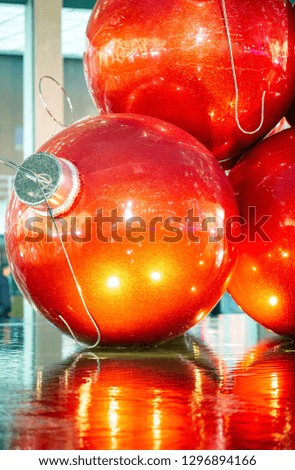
[14,152,80,216]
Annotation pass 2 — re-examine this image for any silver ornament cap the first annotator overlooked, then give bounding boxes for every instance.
[14,152,80,216]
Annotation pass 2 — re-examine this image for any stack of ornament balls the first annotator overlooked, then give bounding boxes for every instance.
[5,0,295,346]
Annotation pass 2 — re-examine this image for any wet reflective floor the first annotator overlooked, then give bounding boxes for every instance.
[0,313,295,450]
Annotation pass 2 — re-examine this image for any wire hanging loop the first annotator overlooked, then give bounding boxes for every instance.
[221,0,266,135]
[36,180,101,349]
[38,75,75,129]
[35,177,102,348]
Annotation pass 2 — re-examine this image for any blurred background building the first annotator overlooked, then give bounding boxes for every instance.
[0,0,97,319]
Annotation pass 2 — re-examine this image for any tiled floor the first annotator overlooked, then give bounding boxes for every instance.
[0,312,294,450]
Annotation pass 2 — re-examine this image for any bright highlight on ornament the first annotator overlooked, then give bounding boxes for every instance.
[150,272,162,282]
[269,296,278,307]
[107,276,120,289]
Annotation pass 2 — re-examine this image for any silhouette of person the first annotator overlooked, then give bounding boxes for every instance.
[0,263,11,319]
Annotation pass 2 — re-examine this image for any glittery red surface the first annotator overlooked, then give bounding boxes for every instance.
[229,127,295,337]
[84,0,295,165]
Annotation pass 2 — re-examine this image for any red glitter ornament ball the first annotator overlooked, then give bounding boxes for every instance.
[228,127,295,337]
[6,114,238,346]
[84,0,295,166]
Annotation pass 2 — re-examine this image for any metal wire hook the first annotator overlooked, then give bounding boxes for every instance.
[0,155,52,187]
[36,182,102,349]
[38,75,75,129]
[220,0,266,135]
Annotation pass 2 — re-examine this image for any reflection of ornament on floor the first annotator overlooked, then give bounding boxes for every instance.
[4,114,238,346]
[228,127,295,337]
[10,334,225,450]
[229,338,295,450]
[84,0,295,166]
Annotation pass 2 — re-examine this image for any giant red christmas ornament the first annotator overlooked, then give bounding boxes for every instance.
[84,0,295,165]
[228,127,295,337]
[5,114,238,346]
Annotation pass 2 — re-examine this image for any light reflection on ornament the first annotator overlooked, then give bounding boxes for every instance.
[108,386,120,450]
[269,296,278,307]
[150,272,162,282]
[152,391,162,450]
[107,276,120,289]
